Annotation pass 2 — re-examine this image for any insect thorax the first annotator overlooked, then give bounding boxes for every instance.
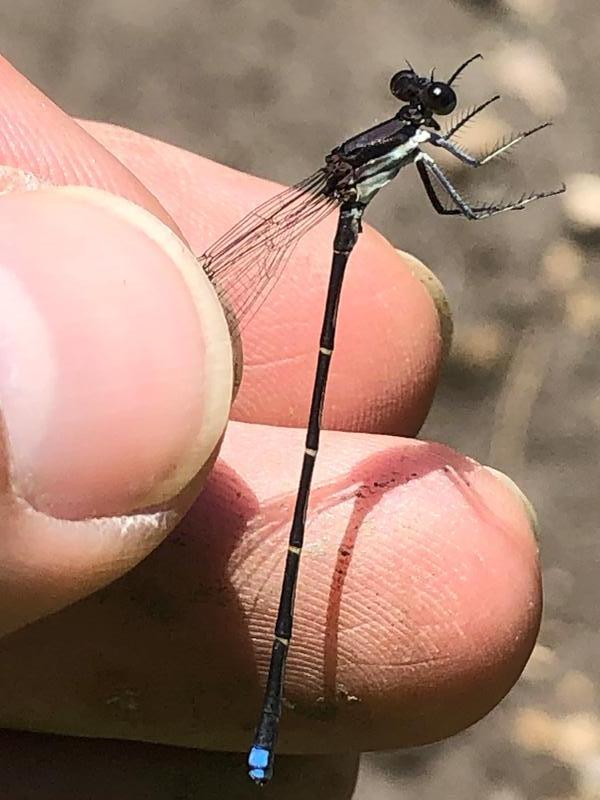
[326,126,431,206]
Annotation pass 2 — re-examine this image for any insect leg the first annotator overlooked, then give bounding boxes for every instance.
[430,122,551,167]
[442,95,500,139]
[415,153,565,219]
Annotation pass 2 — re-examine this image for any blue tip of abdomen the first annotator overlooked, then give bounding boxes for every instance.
[248,746,273,784]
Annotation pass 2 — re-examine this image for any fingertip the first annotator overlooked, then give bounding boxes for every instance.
[0,185,233,518]
[482,465,539,541]
[216,426,541,750]
[397,248,454,361]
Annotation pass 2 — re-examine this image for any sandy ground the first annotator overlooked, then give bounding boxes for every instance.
[0,0,598,797]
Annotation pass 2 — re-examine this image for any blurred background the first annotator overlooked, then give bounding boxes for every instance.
[0,0,596,797]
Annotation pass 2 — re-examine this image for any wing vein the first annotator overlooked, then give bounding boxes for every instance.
[198,169,339,332]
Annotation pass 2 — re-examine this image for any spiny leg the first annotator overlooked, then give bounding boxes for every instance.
[416,157,480,219]
[430,122,552,168]
[415,153,565,220]
[443,95,500,139]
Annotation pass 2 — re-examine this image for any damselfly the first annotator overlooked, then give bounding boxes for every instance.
[198,54,564,784]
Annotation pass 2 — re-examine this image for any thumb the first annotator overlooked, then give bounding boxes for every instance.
[0,183,232,636]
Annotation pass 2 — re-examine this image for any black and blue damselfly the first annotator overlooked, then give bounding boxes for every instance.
[198,54,564,784]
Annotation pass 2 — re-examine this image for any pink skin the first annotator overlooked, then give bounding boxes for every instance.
[0,55,541,799]
[0,192,210,519]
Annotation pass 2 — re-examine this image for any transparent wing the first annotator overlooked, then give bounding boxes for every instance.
[199,169,339,333]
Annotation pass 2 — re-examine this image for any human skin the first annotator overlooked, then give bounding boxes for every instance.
[0,56,541,798]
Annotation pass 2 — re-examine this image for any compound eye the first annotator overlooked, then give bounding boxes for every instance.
[390,70,417,102]
[424,82,457,115]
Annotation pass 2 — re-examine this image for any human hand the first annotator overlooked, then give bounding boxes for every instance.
[0,56,541,798]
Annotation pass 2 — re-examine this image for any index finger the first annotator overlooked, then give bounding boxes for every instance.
[83,121,448,437]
